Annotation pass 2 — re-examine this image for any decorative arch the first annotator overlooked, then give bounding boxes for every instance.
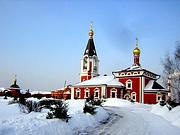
[124,93,130,100]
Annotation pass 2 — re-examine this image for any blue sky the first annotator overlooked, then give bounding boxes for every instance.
[0,0,180,91]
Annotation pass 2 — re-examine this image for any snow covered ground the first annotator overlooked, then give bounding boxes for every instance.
[0,97,108,135]
[0,97,180,135]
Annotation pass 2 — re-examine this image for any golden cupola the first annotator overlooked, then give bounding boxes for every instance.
[133,38,140,55]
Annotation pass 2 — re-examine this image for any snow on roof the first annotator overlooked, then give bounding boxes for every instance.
[144,80,167,92]
[30,91,51,95]
[0,88,5,91]
[74,75,124,87]
[125,65,143,71]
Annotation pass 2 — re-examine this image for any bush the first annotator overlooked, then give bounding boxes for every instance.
[18,100,41,113]
[46,100,70,122]
[83,98,97,115]
[93,99,104,106]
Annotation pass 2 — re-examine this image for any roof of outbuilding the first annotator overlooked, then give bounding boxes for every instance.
[144,80,167,92]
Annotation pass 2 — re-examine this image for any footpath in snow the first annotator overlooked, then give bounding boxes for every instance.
[89,98,180,135]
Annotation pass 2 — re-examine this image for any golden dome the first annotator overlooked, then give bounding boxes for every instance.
[133,47,140,55]
[133,38,140,55]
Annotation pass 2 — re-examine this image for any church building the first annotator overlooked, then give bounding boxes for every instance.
[71,24,168,104]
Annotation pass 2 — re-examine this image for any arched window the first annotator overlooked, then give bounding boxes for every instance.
[84,88,90,98]
[83,57,88,71]
[76,88,81,98]
[93,57,98,72]
[126,79,132,89]
[110,88,117,98]
[131,92,136,101]
[94,88,100,99]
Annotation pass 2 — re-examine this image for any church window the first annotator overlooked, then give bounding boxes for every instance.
[94,88,100,98]
[84,89,90,98]
[126,80,132,89]
[110,88,117,98]
[83,57,88,70]
[76,89,81,98]
[131,92,136,101]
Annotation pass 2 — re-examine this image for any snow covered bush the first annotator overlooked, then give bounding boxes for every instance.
[19,100,41,113]
[83,98,97,115]
[46,100,70,122]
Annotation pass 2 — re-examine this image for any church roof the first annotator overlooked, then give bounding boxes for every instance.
[84,38,97,56]
[144,80,168,92]
[10,79,20,89]
[74,75,124,87]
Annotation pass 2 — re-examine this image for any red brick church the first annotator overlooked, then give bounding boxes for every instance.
[71,24,168,104]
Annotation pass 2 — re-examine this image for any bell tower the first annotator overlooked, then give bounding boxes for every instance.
[133,38,141,66]
[80,23,99,82]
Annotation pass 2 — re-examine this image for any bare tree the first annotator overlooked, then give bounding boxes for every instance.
[162,41,180,103]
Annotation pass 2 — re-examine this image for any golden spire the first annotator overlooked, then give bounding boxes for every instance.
[133,37,140,55]
[89,21,94,38]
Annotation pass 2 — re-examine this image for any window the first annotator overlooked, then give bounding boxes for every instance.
[126,80,132,89]
[131,92,136,101]
[156,94,161,102]
[83,57,88,71]
[84,89,90,98]
[76,89,81,98]
[110,88,117,98]
[94,88,100,98]
[93,57,98,72]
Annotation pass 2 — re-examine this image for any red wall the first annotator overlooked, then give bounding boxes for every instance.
[144,93,157,104]
[81,75,92,82]
[119,77,140,102]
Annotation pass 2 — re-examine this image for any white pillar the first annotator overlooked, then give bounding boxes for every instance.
[71,87,74,99]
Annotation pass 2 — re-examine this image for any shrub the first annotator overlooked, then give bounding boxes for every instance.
[46,100,70,122]
[83,98,97,115]
[18,100,41,113]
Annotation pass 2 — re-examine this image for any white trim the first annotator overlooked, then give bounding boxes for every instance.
[110,88,117,98]
[71,87,74,99]
[141,77,145,103]
[101,85,106,99]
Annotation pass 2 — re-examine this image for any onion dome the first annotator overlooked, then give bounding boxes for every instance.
[133,38,140,55]
[10,76,20,88]
[84,22,97,56]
